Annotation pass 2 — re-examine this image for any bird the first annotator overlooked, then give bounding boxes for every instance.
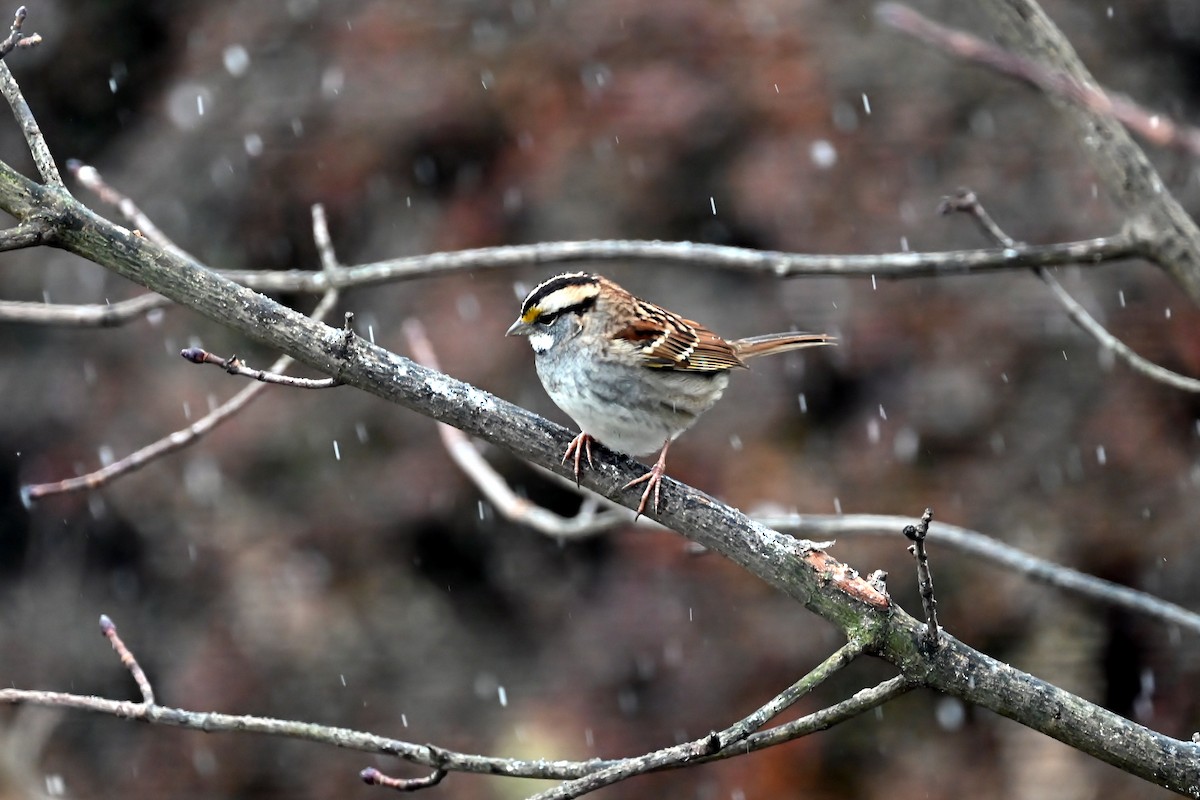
[507,272,835,517]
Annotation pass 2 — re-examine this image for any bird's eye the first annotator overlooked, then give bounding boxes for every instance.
[535,310,562,325]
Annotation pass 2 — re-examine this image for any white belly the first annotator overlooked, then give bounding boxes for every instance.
[535,356,728,456]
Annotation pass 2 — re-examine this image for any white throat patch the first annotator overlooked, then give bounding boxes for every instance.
[528,331,554,353]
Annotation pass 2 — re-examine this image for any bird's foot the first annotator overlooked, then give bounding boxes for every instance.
[561,432,595,487]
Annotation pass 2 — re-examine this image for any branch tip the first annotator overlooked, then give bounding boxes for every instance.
[99,614,155,704]
[180,347,209,364]
[903,508,940,647]
[361,765,447,792]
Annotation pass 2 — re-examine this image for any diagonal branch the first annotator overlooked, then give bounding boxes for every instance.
[880,0,1200,304]
[21,205,344,502]
[0,218,46,250]
[530,640,877,800]
[66,159,190,258]
[403,318,629,538]
[943,188,1200,393]
[0,8,55,187]
[878,3,1200,156]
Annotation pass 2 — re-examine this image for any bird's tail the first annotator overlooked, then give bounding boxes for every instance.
[732,331,837,360]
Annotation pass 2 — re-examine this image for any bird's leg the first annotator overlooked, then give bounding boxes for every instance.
[561,432,595,486]
[623,440,671,519]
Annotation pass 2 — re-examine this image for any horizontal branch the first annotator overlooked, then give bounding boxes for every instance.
[0,292,170,326]
[0,674,916,786]
[0,687,599,779]
[219,234,1144,293]
[1,233,1143,329]
[0,219,47,250]
[0,621,909,790]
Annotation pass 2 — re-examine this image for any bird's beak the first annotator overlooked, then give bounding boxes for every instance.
[506,319,533,337]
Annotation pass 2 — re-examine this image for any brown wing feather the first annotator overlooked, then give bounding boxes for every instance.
[614,301,746,372]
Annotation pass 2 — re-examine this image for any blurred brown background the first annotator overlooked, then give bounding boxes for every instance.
[2,0,1199,798]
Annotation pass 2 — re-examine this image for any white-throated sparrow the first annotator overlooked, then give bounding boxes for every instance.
[507,272,835,517]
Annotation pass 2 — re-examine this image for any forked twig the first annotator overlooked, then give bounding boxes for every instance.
[942,189,1200,393]
[21,205,344,502]
[0,7,55,185]
[903,508,940,648]
[530,642,906,800]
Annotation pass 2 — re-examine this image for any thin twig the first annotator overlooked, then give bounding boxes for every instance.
[217,234,1143,293]
[361,766,447,792]
[180,347,342,388]
[1037,270,1200,392]
[942,188,1200,394]
[938,189,1016,248]
[902,508,940,648]
[0,671,911,787]
[0,293,173,326]
[310,202,338,272]
[712,638,866,748]
[21,206,343,502]
[761,513,1200,635]
[530,648,899,800]
[0,6,40,59]
[6,233,1141,330]
[0,219,47,250]
[878,3,1200,155]
[0,9,57,186]
[403,319,630,538]
[99,614,154,705]
[67,159,189,258]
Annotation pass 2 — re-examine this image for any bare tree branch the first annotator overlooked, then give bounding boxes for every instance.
[22,205,344,502]
[887,0,1200,304]
[67,159,189,258]
[530,640,876,799]
[1,5,1198,796]
[217,234,1143,294]
[179,346,343,388]
[0,218,46,250]
[1037,272,1200,391]
[902,508,941,648]
[99,614,154,705]
[0,6,39,59]
[764,513,1200,635]
[0,8,56,186]
[1,232,1144,329]
[0,293,172,326]
[943,188,1200,393]
[361,766,447,792]
[0,617,908,795]
[878,3,1200,156]
[403,318,630,538]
